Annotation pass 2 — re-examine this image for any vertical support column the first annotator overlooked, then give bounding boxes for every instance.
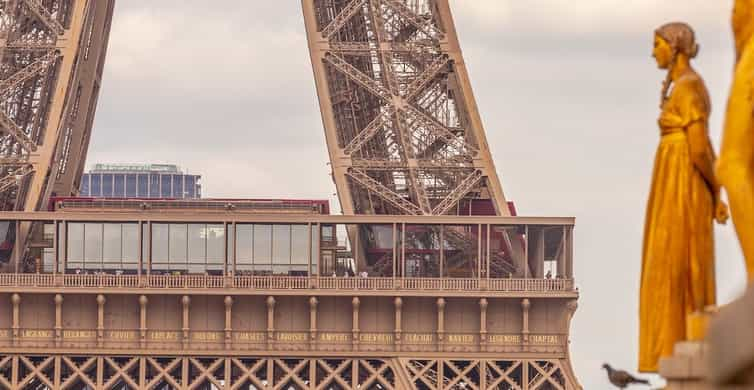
[530,229,544,279]
[439,225,444,278]
[480,298,488,352]
[97,294,106,347]
[352,297,360,351]
[394,297,402,351]
[522,360,530,390]
[11,293,20,346]
[60,221,67,280]
[52,220,58,280]
[137,221,143,281]
[96,356,104,389]
[309,296,318,349]
[307,223,313,286]
[477,224,483,279]
[437,298,445,352]
[139,295,148,349]
[224,296,233,349]
[266,296,276,349]
[13,222,20,274]
[181,295,190,349]
[54,294,63,347]
[401,223,406,281]
[146,222,152,279]
[522,298,531,352]
[392,223,397,282]
[557,226,567,278]
[566,226,574,279]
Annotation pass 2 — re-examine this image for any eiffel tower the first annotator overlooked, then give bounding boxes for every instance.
[0,1,582,388]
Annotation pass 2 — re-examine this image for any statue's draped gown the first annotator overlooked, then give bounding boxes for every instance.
[639,71,716,372]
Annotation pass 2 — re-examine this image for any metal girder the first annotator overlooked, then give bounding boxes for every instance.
[0,50,59,95]
[382,0,443,39]
[0,164,32,192]
[21,0,65,35]
[344,108,395,155]
[347,168,424,215]
[0,109,37,152]
[323,53,392,101]
[405,55,451,100]
[351,158,473,170]
[321,0,368,39]
[402,105,478,154]
[432,169,483,215]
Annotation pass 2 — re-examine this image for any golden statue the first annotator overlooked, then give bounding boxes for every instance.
[718,0,754,282]
[638,22,729,373]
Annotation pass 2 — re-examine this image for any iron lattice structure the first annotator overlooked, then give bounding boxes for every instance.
[0,355,576,389]
[303,0,508,218]
[0,0,113,215]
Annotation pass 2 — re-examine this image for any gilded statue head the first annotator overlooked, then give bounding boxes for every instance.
[653,22,698,70]
[732,0,754,61]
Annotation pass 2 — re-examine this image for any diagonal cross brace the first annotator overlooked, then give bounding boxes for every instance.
[0,109,37,152]
[382,0,443,40]
[22,0,65,35]
[321,0,367,39]
[347,168,424,215]
[432,170,483,215]
[344,107,395,155]
[0,50,59,95]
[324,53,392,102]
[405,55,451,101]
[402,105,478,154]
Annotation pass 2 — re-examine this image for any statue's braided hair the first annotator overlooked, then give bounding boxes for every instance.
[655,22,699,107]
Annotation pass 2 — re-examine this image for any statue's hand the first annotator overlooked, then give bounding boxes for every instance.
[715,199,730,224]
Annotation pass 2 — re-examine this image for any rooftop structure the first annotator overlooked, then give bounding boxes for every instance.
[79,164,202,199]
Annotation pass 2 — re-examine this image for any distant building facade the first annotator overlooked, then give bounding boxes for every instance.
[79,163,201,198]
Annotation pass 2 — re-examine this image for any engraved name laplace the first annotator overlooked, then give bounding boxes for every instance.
[149,331,180,341]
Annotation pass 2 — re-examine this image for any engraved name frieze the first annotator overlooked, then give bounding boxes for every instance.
[276,332,307,342]
[488,335,521,344]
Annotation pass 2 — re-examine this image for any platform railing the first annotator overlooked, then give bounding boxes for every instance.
[0,273,576,292]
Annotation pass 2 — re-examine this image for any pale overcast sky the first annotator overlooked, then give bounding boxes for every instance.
[87,1,748,388]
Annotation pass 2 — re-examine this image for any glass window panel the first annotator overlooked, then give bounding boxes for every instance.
[172,175,184,198]
[102,174,114,197]
[169,224,187,264]
[80,174,90,196]
[291,225,308,265]
[137,174,148,197]
[122,223,139,264]
[149,174,160,198]
[114,174,125,197]
[188,224,206,263]
[67,223,84,264]
[236,224,252,267]
[227,224,235,269]
[185,176,196,198]
[161,175,172,198]
[151,224,169,263]
[126,174,137,197]
[253,225,271,265]
[272,225,291,265]
[207,224,225,265]
[90,174,101,197]
[103,224,121,262]
[43,248,54,273]
[272,265,290,275]
[84,223,103,267]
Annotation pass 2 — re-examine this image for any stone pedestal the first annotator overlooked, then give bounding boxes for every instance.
[659,341,711,390]
[708,286,754,388]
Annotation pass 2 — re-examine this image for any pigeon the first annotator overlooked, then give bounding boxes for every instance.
[602,363,650,388]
